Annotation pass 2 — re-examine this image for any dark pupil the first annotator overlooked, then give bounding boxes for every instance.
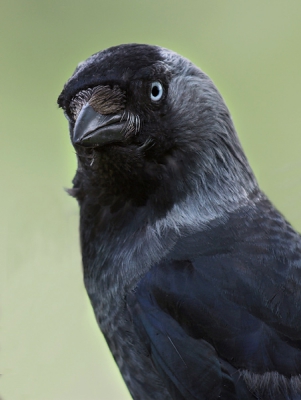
[152,85,160,97]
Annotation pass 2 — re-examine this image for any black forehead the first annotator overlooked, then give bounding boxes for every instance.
[58,43,165,109]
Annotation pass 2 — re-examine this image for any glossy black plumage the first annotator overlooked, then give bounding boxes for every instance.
[131,198,301,399]
[58,44,301,399]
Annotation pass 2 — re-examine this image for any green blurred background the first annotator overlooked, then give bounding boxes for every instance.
[1,1,301,399]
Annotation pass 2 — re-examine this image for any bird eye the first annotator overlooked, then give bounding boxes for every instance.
[150,82,163,101]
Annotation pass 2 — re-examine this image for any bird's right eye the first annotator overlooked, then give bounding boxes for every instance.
[150,82,163,102]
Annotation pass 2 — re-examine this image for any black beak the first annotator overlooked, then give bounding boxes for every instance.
[73,103,126,147]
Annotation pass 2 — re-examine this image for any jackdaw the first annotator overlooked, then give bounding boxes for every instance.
[58,44,301,400]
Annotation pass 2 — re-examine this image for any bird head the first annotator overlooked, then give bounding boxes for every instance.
[58,44,258,220]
